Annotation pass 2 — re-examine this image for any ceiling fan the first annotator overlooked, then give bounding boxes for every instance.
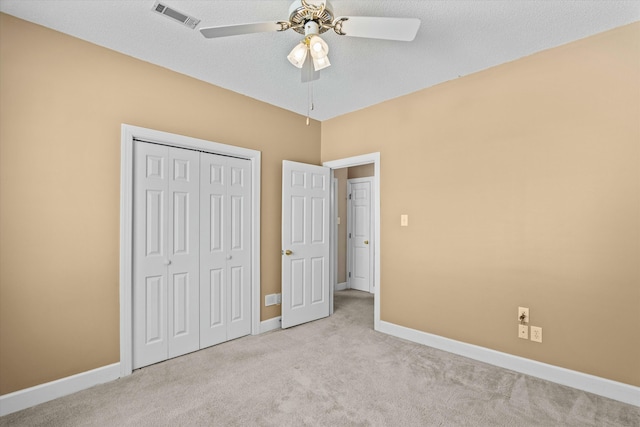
[199,0,421,81]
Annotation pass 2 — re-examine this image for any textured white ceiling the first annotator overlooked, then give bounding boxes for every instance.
[1,1,638,120]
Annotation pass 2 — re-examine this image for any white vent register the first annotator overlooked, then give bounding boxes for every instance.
[152,1,200,29]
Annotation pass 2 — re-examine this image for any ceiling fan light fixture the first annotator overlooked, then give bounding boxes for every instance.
[287,41,308,68]
[312,55,331,71]
[308,35,329,59]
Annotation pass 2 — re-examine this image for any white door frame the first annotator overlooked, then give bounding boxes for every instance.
[347,177,374,293]
[330,177,338,315]
[119,124,261,377]
[323,153,380,330]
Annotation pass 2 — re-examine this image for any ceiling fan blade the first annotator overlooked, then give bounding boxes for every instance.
[336,17,421,41]
[200,22,282,39]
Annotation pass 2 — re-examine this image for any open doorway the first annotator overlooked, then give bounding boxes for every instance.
[334,166,374,293]
[324,153,381,331]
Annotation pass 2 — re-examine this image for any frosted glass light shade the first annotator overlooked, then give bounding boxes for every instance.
[287,42,308,68]
[312,55,331,71]
[308,35,329,59]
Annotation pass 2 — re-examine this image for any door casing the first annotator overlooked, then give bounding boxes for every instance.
[120,124,261,377]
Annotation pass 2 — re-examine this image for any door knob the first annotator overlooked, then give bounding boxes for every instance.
[163,259,171,265]
[284,250,293,256]
[364,240,369,245]
[226,255,232,260]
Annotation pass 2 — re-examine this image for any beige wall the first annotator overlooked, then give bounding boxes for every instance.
[322,23,640,387]
[1,11,638,397]
[348,164,374,179]
[0,14,321,394]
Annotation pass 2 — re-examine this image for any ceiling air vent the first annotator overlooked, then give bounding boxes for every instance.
[152,1,200,29]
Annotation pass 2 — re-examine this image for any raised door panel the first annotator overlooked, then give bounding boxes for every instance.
[208,268,225,327]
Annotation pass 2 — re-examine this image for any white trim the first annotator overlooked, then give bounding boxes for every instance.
[334,282,348,291]
[378,321,640,407]
[260,316,282,334]
[346,179,352,290]
[323,153,381,330]
[0,363,120,417]
[329,177,337,316]
[120,124,261,377]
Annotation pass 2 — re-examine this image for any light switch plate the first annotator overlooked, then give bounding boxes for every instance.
[401,214,408,227]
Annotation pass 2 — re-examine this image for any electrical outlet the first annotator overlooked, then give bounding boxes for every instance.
[518,307,529,323]
[518,324,528,339]
[531,326,542,343]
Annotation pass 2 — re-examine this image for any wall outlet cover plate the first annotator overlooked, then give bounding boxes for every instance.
[531,326,543,343]
[518,324,528,339]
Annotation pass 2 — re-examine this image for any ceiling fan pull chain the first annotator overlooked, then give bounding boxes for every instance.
[311,82,315,111]
[306,81,315,126]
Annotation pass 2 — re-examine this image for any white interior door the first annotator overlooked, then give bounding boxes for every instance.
[281,160,330,328]
[200,153,252,347]
[348,178,373,293]
[133,142,200,368]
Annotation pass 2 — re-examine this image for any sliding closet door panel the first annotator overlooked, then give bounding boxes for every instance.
[226,158,252,340]
[133,142,169,369]
[200,154,228,348]
[167,147,200,359]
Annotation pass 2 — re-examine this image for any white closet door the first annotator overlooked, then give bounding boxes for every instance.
[134,142,168,368]
[167,147,200,358]
[200,153,252,348]
[133,142,200,369]
[225,156,252,341]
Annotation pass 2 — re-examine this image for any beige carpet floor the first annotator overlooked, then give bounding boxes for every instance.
[1,290,638,426]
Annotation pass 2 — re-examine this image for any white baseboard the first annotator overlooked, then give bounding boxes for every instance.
[260,316,282,334]
[1,316,284,416]
[377,321,639,407]
[0,363,120,417]
[335,282,348,291]
[5,323,636,417]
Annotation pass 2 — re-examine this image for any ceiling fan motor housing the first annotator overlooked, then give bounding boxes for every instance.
[289,0,334,35]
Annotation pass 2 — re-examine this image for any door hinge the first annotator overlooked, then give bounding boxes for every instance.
[348,272,351,278]
[348,233,351,238]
